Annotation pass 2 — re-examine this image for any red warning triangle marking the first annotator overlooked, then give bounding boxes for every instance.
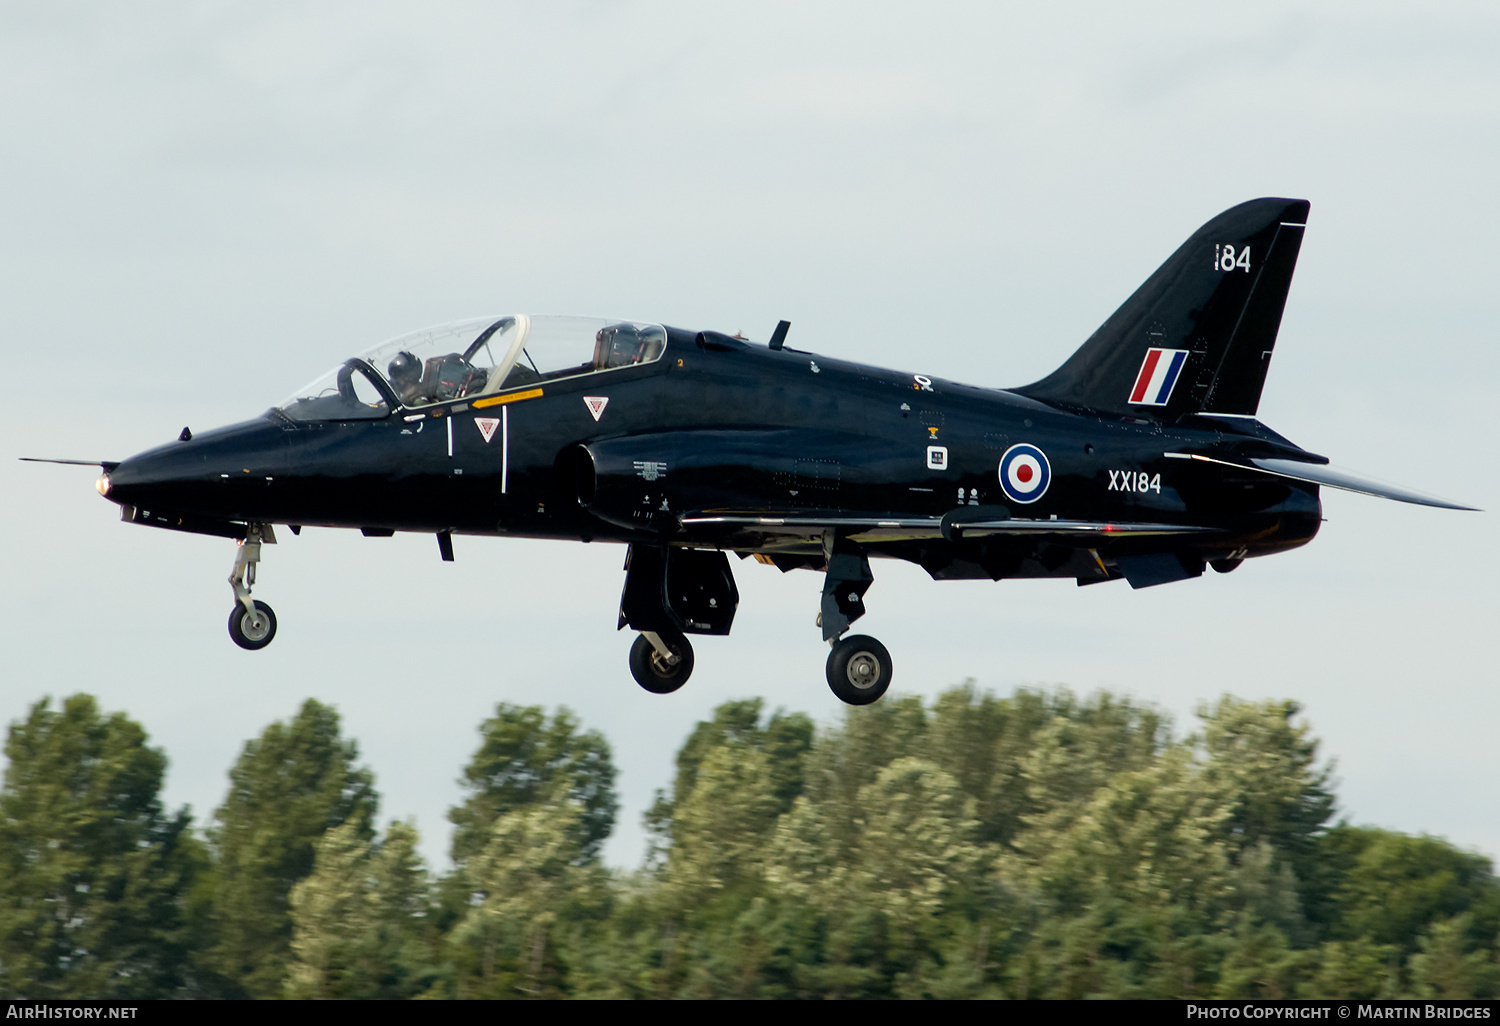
[475,417,499,443]
[583,396,608,422]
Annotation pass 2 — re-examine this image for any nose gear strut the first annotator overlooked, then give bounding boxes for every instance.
[227,523,278,650]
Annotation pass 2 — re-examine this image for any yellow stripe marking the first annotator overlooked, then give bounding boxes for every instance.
[473,388,543,409]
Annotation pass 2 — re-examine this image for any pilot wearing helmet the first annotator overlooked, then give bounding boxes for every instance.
[387,351,424,404]
[388,350,486,406]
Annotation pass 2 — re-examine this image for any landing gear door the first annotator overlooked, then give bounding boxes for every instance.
[618,545,738,636]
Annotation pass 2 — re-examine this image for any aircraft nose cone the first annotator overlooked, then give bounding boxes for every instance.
[105,417,290,520]
[106,447,208,511]
[106,451,169,501]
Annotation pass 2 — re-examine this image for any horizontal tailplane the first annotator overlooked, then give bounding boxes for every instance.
[1163,453,1478,511]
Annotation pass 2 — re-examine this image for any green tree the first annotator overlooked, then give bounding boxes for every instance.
[449,801,609,998]
[1212,916,1301,999]
[1296,938,1400,999]
[1406,915,1497,999]
[448,705,617,867]
[769,740,989,997]
[645,709,805,999]
[1317,826,1500,955]
[0,695,201,998]
[207,699,377,998]
[645,699,812,862]
[1016,692,1168,856]
[1194,698,1335,875]
[286,819,435,999]
[361,820,436,994]
[795,696,928,829]
[1015,748,1232,998]
[922,684,1054,848]
[773,758,982,931]
[285,820,366,998]
[359,682,1500,1000]
[664,744,782,905]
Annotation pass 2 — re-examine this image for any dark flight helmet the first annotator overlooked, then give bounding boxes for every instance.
[387,350,421,387]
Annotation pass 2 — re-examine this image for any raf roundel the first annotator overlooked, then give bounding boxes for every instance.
[999,443,1051,504]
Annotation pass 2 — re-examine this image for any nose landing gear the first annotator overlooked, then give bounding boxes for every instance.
[229,600,277,650]
[228,524,277,650]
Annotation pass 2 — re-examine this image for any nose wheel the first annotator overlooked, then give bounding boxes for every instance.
[228,600,277,650]
[629,630,694,694]
[227,524,278,650]
[826,634,892,705]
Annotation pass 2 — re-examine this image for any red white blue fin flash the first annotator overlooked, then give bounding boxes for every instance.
[1129,348,1189,406]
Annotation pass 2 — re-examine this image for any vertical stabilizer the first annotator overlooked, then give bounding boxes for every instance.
[1015,198,1308,419]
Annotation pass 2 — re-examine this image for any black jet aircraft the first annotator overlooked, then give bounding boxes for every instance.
[29,198,1475,705]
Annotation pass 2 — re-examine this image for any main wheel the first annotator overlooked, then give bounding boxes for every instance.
[228,600,277,650]
[826,634,892,705]
[629,631,694,694]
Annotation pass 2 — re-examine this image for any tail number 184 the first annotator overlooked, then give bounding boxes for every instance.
[1215,244,1251,272]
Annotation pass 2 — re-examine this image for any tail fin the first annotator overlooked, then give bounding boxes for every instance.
[1015,198,1309,419]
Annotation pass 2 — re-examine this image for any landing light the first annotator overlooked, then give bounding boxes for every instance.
[95,473,111,498]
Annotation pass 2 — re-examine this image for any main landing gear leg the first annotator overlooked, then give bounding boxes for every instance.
[818,538,893,705]
[227,523,278,650]
[617,544,738,695]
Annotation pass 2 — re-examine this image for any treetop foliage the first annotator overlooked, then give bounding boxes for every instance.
[448,704,618,867]
[0,696,199,998]
[205,698,377,998]
[2,686,1496,999]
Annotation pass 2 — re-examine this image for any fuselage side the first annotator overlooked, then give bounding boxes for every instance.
[104,327,1322,582]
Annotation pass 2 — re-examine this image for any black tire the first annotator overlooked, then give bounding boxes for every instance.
[228,600,277,651]
[826,634,892,705]
[629,631,694,694]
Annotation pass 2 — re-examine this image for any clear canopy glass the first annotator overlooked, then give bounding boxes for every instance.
[277,315,667,421]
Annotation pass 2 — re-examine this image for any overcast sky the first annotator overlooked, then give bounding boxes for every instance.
[2,2,1496,871]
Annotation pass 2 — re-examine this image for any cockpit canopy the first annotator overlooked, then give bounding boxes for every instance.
[278,315,667,422]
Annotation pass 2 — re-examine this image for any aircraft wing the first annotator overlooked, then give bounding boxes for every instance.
[1163,453,1479,511]
[679,511,1218,548]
